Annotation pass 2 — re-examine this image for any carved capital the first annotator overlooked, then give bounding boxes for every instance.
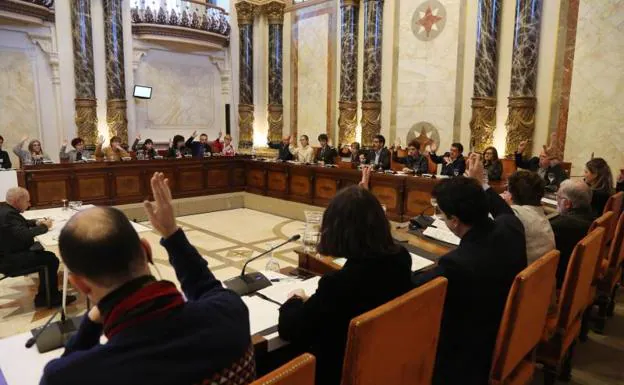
[338,100,357,145]
[267,104,283,143]
[505,96,536,156]
[341,0,360,7]
[360,100,381,147]
[75,98,98,147]
[235,1,256,25]
[469,96,497,153]
[238,103,255,149]
[107,99,128,144]
[264,1,285,25]
[132,47,148,72]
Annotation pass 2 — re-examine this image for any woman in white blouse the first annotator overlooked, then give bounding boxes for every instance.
[289,134,314,163]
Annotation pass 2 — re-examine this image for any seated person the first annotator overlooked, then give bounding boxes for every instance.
[0,188,76,307]
[551,179,595,288]
[618,169,624,193]
[315,134,337,164]
[393,140,428,174]
[483,146,503,181]
[95,136,129,161]
[502,170,556,264]
[131,134,158,159]
[341,142,363,165]
[289,134,314,163]
[167,135,190,159]
[279,185,413,385]
[514,134,567,190]
[412,157,527,385]
[0,134,12,169]
[221,134,236,156]
[13,135,52,166]
[429,142,466,177]
[584,157,615,216]
[364,134,391,170]
[40,173,254,385]
[186,131,222,157]
[268,135,294,161]
[60,138,92,162]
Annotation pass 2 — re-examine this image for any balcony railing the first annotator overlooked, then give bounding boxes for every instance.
[0,0,55,23]
[131,0,231,37]
[16,0,54,8]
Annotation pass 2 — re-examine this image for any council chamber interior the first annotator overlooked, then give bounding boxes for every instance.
[0,0,623,385]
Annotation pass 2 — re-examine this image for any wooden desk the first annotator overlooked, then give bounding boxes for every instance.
[18,159,443,222]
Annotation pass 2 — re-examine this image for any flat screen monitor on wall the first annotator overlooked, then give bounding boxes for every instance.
[133,85,152,99]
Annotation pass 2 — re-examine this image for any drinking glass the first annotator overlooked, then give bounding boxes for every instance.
[548,173,555,185]
[431,198,441,219]
[264,242,281,272]
[303,211,322,254]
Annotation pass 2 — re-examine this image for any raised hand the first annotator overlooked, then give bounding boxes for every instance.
[218,131,223,138]
[191,130,198,138]
[97,135,105,146]
[290,136,296,145]
[136,134,141,141]
[144,172,178,238]
[359,165,371,189]
[430,141,438,153]
[62,139,68,146]
[467,153,485,185]
[517,140,529,154]
[20,135,29,143]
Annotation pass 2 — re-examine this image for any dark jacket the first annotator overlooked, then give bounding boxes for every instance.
[0,202,48,256]
[394,152,429,174]
[1,149,13,169]
[485,160,503,181]
[41,229,253,385]
[590,187,612,217]
[185,137,212,157]
[514,153,568,188]
[278,247,413,385]
[365,147,391,170]
[268,142,293,161]
[166,146,191,159]
[131,139,158,159]
[412,188,527,385]
[430,152,467,177]
[315,146,338,164]
[550,206,595,288]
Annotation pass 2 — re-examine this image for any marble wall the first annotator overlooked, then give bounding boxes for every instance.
[565,0,624,177]
[395,0,461,150]
[294,10,331,143]
[134,50,223,142]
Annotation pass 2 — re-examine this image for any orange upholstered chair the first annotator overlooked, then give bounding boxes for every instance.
[603,192,623,233]
[250,353,316,385]
[537,227,605,385]
[489,250,560,385]
[595,211,624,332]
[340,277,448,385]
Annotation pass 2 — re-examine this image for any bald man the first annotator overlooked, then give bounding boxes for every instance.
[550,179,596,288]
[41,173,253,385]
[0,188,73,307]
[268,135,293,161]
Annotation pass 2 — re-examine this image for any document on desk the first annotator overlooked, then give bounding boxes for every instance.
[541,197,558,206]
[423,226,461,246]
[410,252,434,272]
[241,296,280,335]
[258,276,321,305]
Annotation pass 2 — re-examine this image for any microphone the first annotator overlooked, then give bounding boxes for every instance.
[225,234,301,296]
[25,307,62,348]
[25,306,81,353]
[409,205,435,230]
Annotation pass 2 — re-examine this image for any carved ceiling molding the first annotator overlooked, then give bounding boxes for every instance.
[132,47,149,71]
[28,32,60,85]
[132,24,230,52]
[0,0,54,25]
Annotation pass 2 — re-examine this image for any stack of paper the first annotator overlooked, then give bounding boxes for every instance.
[541,197,558,206]
[410,252,434,272]
[423,226,461,246]
[241,296,280,335]
[258,276,321,305]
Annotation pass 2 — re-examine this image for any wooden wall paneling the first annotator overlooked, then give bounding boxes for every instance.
[266,162,290,199]
[288,164,314,204]
[246,162,267,195]
[369,173,405,222]
[403,177,439,218]
[111,167,146,204]
[231,164,247,187]
[72,168,111,205]
[313,169,338,206]
[175,163,206,196]
[205,163,231,193]
[143,162,178,199]
[26,170,72,207]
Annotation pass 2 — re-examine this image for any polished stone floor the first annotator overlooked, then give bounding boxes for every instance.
[0,208,622,384]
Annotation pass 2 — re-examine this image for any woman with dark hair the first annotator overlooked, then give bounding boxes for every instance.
[505,170,555,264]
[13,135,51,166]
[584,157,614,216]
[278,183,413,385]
[167,134,189,159]
[131,134,158,159]
[483,146,502,181]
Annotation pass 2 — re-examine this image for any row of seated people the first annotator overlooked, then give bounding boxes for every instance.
[1,156,620,385]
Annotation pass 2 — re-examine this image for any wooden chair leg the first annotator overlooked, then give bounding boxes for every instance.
[543,365,558,385]
[594,297,608,334]
[579,308,591,342]
[607,284,619,318]
[558,341,576,382]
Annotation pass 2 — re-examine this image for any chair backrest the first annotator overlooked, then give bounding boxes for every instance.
[557,227,605,332]
[489,250,560,383]
[561,162,572,178]
[604,192,623,236]
[606,211,624,271]
[425,154,437,174]
[250,353,316,385]
[501,158,517,181]
[589,211,615,277]
[340,277,448,385]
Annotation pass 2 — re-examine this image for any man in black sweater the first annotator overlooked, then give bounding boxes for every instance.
[0,188,73,307]
[514,138,568,190]
[429,141,466,177]
[550,179,596,288]
[41,173,255,385]
[268,135,294,161]
[413,155,527,385]
[315,134,338,164]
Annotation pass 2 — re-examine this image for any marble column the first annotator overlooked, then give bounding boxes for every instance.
[103,0,128,143]
[338,0,359,146]
[236,1,256,150]
[469,0,501,153]
[71,0,97,148]
[265,1,284,146]
[360,0,383,147]
[505,0,543,155]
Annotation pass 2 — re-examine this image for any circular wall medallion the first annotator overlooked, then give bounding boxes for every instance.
[406,122,440,151]
[411,0,447,42]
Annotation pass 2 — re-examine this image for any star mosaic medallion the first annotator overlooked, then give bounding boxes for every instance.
[412,0,447,41]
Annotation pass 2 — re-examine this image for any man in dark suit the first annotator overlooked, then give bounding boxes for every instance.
[268,135,294,161]
[315,134,338,164]
[0,188,75,307]
[393,140,429,174]
[514,139,568,190]
[413,155,527,385]
[365,134,391,170]
[550,179,596,288]
[429,142,466,177]
[0,134,12,169]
